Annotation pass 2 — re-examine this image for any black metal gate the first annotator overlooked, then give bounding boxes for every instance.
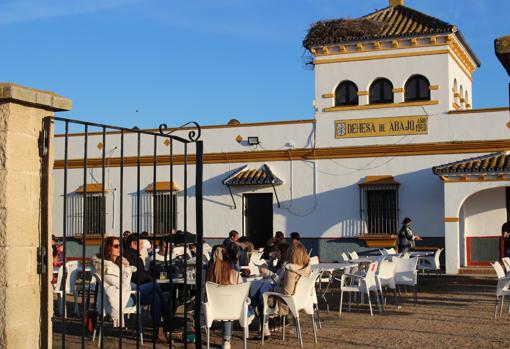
[51,116,203,349]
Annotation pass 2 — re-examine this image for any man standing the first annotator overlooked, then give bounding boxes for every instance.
[502,220,510,258]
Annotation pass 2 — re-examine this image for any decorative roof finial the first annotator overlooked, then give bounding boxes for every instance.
[389,0,404,6]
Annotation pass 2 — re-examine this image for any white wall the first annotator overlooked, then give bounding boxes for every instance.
[463,187,506,237]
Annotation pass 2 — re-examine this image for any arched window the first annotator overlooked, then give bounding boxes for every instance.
[335,81,359,106]
[404,75,430,102]
[369,78,393,104]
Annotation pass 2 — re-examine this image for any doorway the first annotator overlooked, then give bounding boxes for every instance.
[243,193,273,248]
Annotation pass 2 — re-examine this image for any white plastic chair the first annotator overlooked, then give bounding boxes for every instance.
[394,257,419,305]
[53,265,65,316]
[203,282,252,349]
[53,261,81,317]
[376,258,397,308]
[348,251,359,260]
[491,262,510,319]
[341,253,349,261]
[92,273,143,347]
[261,270,320,347]
[501,257,510,275]
[418,248,443,276]
[339,261,381,316]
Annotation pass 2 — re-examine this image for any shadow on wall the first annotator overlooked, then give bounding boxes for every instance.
[275,167,444,261]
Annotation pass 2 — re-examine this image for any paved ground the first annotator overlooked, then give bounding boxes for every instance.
[52,274,510,349]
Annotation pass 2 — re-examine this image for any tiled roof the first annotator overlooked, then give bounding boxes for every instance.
[223,164,283,186]
[432,152,510,176]
[303,5,480,66]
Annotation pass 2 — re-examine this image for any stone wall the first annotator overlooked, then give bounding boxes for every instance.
[0,83,71,349]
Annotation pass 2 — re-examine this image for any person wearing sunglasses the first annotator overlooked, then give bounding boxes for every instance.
[95,236,169,343]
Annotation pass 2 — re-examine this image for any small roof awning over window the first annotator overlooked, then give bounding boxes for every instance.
[145,181,180,192]
[223,164,283,186]
[358,176,399,186]
[75,183,108,193]
[432,152,510,181]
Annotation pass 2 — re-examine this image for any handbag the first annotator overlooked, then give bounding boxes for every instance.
[84,310,97,333]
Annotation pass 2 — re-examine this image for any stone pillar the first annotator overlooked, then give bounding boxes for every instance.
[0,83,71,349]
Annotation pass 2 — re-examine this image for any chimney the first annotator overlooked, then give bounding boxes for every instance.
[389,0,404,6]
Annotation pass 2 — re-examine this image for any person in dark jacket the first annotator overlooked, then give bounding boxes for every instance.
[397,217,422,253]
[223,230,241,264]
[124,233,170,340]
[502,220,510,257]
[262,231,284,260]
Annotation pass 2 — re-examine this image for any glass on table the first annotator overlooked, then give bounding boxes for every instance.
[159,271,168,280]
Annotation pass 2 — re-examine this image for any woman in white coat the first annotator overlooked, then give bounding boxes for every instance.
[93,237,134,327]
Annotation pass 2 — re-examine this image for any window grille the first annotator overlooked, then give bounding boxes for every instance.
[131,192,177,234]
[65,193,105,236]
[360,184,399,235]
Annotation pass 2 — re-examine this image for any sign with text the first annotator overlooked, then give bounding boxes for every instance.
[335,115,428,139]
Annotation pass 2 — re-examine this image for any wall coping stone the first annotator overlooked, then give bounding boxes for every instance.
[0,82,72,111]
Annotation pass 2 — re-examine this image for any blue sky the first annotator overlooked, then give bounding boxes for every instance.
[1,0,509,129]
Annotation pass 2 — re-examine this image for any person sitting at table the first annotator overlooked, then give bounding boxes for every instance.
[124,233,170,342]
[237,236,254,266]
[253,242,310,337]
[397,217,422,253]
[93,237,133,326]
[290,232,301,244]
[262,231,284,260]
[205,245,241,349]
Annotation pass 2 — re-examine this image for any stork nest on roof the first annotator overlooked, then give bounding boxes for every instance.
[303,18,388,50]
[495,35,510,77]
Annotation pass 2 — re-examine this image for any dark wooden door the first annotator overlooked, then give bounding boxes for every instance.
[244,193,273,249]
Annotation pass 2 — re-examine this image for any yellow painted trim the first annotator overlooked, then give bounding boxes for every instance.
[429,85,440,90]
[312,35,449,57]
[448,50,473,80]
[454,92,460,98]
[411,38,418,47]
[357,91,368,96]
[314,49,450,65]
[444,217,459,223]
[448,107,509,115]
[460,98,466,103]
[323,100,438,112]
[392,88,405,93]
[53,139,510,169]
[322,93,334,98]
[465,103,471,109]
[322,46,329,54]
[356,43,364,51]
[441,177,510,183]
[452,102,461,110]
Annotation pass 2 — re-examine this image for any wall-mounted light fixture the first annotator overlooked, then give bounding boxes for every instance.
[247,136,259,145]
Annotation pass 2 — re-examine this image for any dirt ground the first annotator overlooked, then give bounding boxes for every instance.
[52,274,510,349]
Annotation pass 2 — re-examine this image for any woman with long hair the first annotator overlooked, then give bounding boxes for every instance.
[205,245,240,349]
[254,242,310,337]
[95,236,168,343]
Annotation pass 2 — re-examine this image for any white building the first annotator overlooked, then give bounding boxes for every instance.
[52,0,510,274]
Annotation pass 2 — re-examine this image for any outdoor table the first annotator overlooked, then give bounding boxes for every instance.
[410,251,434,257]
[311,262,352,272]
[348,258,374,264]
